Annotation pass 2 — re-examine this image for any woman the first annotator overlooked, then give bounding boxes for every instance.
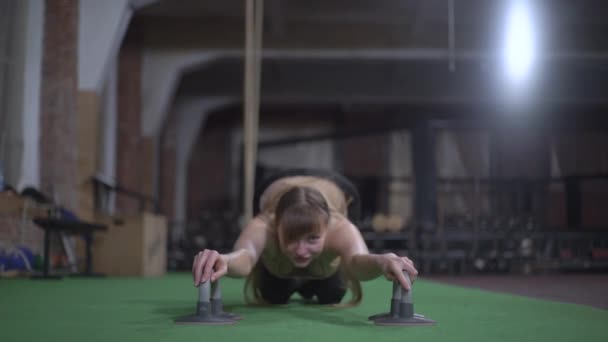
[192,174,417,305]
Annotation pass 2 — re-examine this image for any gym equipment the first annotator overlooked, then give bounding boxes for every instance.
[372,213,388,232]
[31,218,107,279]
[369,272,436,326]
[175,280,241,325]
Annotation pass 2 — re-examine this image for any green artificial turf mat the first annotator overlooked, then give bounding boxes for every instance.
[1,273,606,342]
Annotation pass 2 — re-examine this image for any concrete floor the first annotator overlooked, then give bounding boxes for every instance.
[426,274,608,310]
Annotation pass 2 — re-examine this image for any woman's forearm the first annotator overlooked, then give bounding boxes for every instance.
[347,254,384,281]
[224,248,256,278]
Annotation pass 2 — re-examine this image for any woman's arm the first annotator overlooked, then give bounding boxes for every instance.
[328,217,417,289]
[226,215,269,277]
[192,215,268,285]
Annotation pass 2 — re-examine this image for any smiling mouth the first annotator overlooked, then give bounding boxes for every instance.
[294,257,310,263]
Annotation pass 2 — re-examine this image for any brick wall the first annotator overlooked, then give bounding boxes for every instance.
[1,0,79,258]
[187,122,231,217]
[340,134,390,177]
[338,114,391,214]
[116,27,146,216]
[159,108,177,220]
[39,0,79,210]
[77,90,100,220]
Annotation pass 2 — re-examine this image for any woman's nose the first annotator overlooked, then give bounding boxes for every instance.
[295,242,307,254]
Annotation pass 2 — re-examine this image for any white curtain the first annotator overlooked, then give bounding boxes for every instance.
[388,130,413,221]
[435,128,491,217]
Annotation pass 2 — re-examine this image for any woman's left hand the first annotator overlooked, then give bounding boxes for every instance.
[378,253,418,290]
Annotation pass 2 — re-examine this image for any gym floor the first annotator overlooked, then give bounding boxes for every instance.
[1,273,606,342]
[427,274,608,310]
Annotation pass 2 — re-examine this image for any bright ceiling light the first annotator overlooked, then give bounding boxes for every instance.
[502,0,535,85]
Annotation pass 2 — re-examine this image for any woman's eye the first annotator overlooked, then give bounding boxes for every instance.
[307,235,320,242]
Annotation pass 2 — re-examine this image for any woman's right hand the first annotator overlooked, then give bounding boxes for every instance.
[377,253,418,290]
[192,249,228,286]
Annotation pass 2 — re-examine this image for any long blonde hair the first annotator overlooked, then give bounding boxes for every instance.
[244,186,362,306]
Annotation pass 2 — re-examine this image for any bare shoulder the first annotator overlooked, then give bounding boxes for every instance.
[325,214,368,256]
[327,213,355,234]
[234,215,270,254]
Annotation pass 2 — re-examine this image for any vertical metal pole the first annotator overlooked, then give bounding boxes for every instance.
[211,281,222,315]
[43,229,51,277]
[448,0,456,72]
[243,0,264,222]
[413,120,438,231]
[197,281,211,317]
[390,280,402,317]
[399,272,414,319]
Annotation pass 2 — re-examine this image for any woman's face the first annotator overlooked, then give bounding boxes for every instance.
[278,227,327,268]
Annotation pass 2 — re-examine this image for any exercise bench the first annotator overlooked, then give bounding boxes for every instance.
[32,217,107,279]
